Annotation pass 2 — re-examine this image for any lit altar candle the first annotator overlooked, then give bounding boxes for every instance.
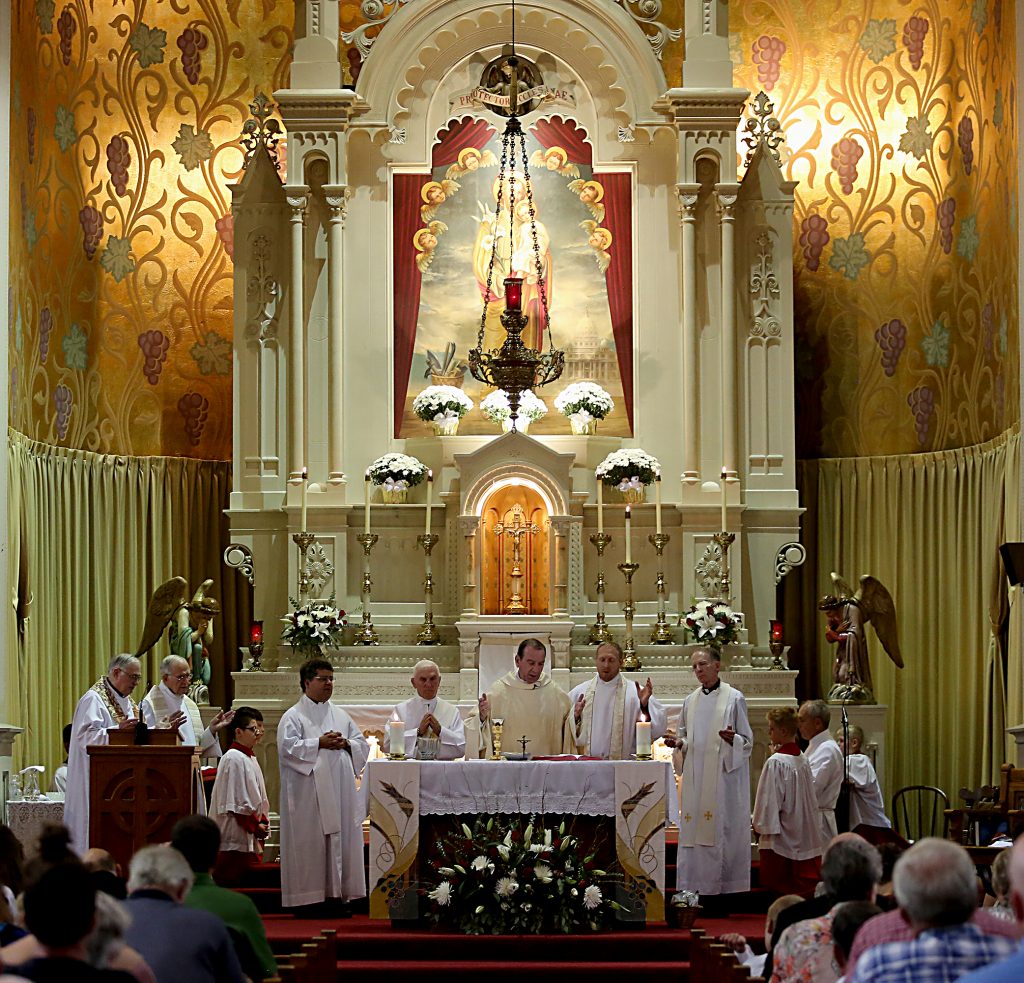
[364,470,371,535]
[597,476,604,535]
[388,720,405,756]
[635,720,652,757]
[425,470,433,535]
[720,468,727,532]
[300,467,308,532]
[655,470,662,535]
[624,505,632,563]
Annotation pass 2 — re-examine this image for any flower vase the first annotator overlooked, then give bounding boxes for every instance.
[618,486,647,504]
[431,417,460,437]
[501,417,531,434]
[381,487,409,504]
[666,904,702,930]
[288,642,325,669]
[569,416,598,435]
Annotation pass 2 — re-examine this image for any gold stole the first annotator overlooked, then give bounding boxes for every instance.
[90,677,139,724]
[580,675,626,758]
[680,682,731,847]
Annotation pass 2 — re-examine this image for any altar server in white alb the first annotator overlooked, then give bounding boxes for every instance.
[64,653,143,853]
[798,699,844,842]
[384,659,466,760]
[141,655,233,813]
[570,641,667,758]
[836,724,892,833]
[278,658,370,908]
[671,647,753,896]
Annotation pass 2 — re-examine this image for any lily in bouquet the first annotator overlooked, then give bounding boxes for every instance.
[281,594,346,650]
[480,389,547,432]
[681,600,742,648]
[554,382,614,435]
[413,385,474,436]
[595,448,660,501]
[424,815,626,935]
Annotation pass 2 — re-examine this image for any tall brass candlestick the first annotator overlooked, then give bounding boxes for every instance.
[353,533,380,645]
[588,532,613,644]
[292,531,316,601]
[712,531,737,601]
[649,532,672,643]
[618,561,641,670]
[416,533,440,645]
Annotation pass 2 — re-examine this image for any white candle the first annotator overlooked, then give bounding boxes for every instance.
[364,470,371,535]
[300,467,308,532]
[720,468,727,532]
[425,470,433,536]
[655,471,662,535]
[635,720,652,757]
[388,720,405,756]
[624,505,632,564]
[597,475,604,535]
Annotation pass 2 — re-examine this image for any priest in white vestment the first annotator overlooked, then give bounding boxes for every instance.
[384,659,465,760]
[64,654,143,853]
[753,706,824,896]
[670,647,752,896]
[210,706,270,884]
[569,641,667,758]
[798,700,844,843]
[474,639,576,758]
[141,655,233,814]
[278,658,370,908]
[836,725,892,832]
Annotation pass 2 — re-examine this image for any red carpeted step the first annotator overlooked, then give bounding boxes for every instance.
[334,959,689,979]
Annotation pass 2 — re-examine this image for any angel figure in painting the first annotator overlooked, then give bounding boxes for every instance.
[529,145,580,179]
[818,572,903,704]
[444,146,498,183]
[581,221,612,273]
[414,221,447,273]
[137,577,220,705]
[568,178,605,223]
[420,179,460,223]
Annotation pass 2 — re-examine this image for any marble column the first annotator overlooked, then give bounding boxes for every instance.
[716,183,740,479]
[284,187,310,482]
[677,185,701,483]
[459,515,481,617]
[323,184,350,484]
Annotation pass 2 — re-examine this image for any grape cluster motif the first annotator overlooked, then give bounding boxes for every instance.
[215,213,234,259]
[831,138,864,195]
[54,385,73,440]
[957,116,974,175]
[751,35,786,91]
[178,391,209,446]
[39,308,53,364]
[874,319,907,377]
[138,329,170,385]
[799,214,830,271]
[27,108,36,164]
[106,135,131,196]
[79,205,103,260]
[57,6,76,66]
[937,198,956,254]
[902,16,929,71]
[177,27,208,85]
[907,386,935,445]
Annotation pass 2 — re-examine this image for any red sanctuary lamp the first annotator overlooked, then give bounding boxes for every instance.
[504,276,523,311]
[248,620,265,672]
[768,620,786,670]
[769,619,783,643]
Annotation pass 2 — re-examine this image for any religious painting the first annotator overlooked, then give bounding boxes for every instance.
[394,115,634,437]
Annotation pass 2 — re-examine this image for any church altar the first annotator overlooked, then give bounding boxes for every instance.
[366,758,673,923]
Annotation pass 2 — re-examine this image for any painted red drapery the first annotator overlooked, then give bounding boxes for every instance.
[529,116,593,165]
[598,171,634,431]
[432,117,495,167]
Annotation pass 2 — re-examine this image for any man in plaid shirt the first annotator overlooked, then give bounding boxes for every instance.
[851,839,1018,983]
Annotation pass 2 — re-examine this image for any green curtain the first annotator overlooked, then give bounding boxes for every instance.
[5,430,251,776]
[791,425,1020,800]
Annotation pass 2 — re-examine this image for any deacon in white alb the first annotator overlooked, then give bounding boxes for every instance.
[798,699,844,843]
[278,658,370,908]
[64,653,143,853]
[384,659,465,760]
[570,641,666,758]
[670,647,753,896]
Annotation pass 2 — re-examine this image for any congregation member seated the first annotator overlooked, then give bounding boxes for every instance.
[960,833,1024,982]
[121,846,246,983]
[0,825,25,946]
[848,838,1018,983]
[170,816,277,982]
[983,847,1015,921]
[830,901,882,982]
[82,849,127,900]
[718,893,802,977]
[384,659,465,760]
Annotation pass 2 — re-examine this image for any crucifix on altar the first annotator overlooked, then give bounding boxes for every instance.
[494,505,540,614]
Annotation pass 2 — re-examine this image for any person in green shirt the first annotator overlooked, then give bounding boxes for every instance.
[170,815,277,981]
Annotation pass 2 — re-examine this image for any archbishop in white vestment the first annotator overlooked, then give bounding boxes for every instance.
[674,648,752,896]
[278,660,370,907]
[384,659,465,760]
[569,642,667,758]
[64,654,142,853]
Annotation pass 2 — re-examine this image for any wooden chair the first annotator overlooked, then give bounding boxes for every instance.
[892,785,948,842]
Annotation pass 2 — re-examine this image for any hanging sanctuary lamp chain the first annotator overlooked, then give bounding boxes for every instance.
[467,0,564,428]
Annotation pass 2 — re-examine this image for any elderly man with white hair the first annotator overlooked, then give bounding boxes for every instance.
[798,699,844,843]
[122,845,246,983]
[64,653,144,854]
[850,838,1018,983]
[384,659,465,760]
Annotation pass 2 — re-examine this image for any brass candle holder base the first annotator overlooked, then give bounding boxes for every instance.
[416,533,441,645]
[292,531,316,600]
[768,640,787,670]
[634,753,653,761]
[589,532,614,645]
[352,533,380,645]
[649,532,673,644]
[618,561,641,670]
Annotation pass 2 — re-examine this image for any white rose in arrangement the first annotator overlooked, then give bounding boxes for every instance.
[480,389,548,424]
[553,382,615,420]
[412,385,474,422]
[367,452,428,486]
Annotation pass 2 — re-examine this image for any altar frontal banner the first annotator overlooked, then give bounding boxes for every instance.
[614,761,667,922]
[367,760,420,919]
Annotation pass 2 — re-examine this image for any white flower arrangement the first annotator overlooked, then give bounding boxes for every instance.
[554,382,615,420]
[480,389,548,424]
[682,601,742,647]
[595,448,661,488]
[367,452,427,488]
[412,385,474,425]
[281,594,346,648]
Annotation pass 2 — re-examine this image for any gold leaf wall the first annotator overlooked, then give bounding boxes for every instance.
[9,1,1018,460]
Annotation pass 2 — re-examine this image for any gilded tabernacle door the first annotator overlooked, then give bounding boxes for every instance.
[481,486,550,615]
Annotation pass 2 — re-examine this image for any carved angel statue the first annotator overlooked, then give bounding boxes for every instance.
[818,572,903,704]
[137,577,220,705]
